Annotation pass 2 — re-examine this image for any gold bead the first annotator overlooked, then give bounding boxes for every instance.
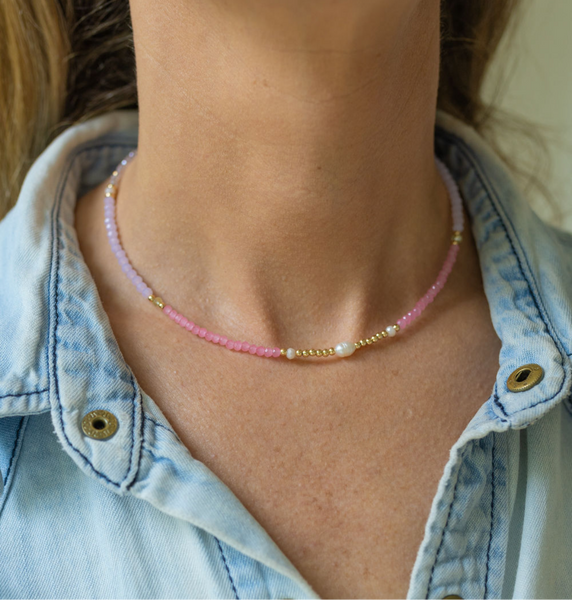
[375,332,382,340]
[151,296,165,309]
[394,324,400,333]
[296,349,302,357]
[112,171,119,177]
[354,342,360,349]
[280,348,287,356]
[381,330,388,338]
[316,350,322,357]
[366,338,373,345]
[329,348,335,355]
[302,350,309,357]
[361,339,368,347]
[451,231,463,245]
[309,349,316,356]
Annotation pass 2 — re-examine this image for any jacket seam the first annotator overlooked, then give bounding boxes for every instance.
[216,537,240,600]
[425,445,467,599]
[0,416,28,519]
[143,414,176,435]
[484,432,496,599]
[435,130,571,416]
[125,378,145,492]
[49,142,140,490]
[0,388,48,400]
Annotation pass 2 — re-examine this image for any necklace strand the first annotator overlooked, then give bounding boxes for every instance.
[104,151,464,360]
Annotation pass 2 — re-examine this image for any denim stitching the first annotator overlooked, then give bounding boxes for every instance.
[216,537,240,600]
[49,142,139,489]
[0,388,48,400]
[435,130,565,354]
[484,433,496,599]
[3,417,26,484]
[126,378,145,492]
[490,381,509,420]
[0,417,28,520]
[435,130,571,415]
[143,414,176,435]
[426,446,467,598]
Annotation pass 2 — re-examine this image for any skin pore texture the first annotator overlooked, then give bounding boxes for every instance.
[75,0,504,597]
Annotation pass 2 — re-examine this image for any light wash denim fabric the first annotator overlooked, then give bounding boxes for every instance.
[1,108,572,600]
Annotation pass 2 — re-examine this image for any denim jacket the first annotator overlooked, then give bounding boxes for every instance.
[1,108,572,600]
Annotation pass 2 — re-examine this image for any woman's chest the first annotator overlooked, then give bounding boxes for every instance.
[129,328,500,598]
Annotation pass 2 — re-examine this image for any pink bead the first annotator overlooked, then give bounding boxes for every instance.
[174,314,182,324]
[185,321,195,331]
[241,342,250,352]
[256,346,265,356]
[212,334,220,343]
[205,331,213,341]
[198,327,207,338]
[163,305,173,316]
[234,342,243,351]
[272,347,281,357]
[264,347,273,357]
[192,325,200,335]
[219,336,228,345]
[226,340,234,350]
[169,310,178,320]
[179,317,188,328]
[248,345,257,354]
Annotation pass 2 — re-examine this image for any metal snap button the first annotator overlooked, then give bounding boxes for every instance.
[507,363,544,393]
[81,409,118,440]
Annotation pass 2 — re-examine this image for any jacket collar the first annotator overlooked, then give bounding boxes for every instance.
[1,108,572,467]
[434,112,572,429]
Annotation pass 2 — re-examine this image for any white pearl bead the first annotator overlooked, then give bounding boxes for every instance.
[385,325,396,337]
[286,348,297,360]
[334,341,356,358]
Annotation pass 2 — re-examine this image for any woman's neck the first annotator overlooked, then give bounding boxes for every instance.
[116,0,451,343]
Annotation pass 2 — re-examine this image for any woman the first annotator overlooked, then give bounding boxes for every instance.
[1,1,571,598]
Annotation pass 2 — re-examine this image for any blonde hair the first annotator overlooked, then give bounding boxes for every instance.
[0,0,551,220]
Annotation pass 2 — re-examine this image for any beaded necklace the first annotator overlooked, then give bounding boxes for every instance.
[103,151,463,360]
